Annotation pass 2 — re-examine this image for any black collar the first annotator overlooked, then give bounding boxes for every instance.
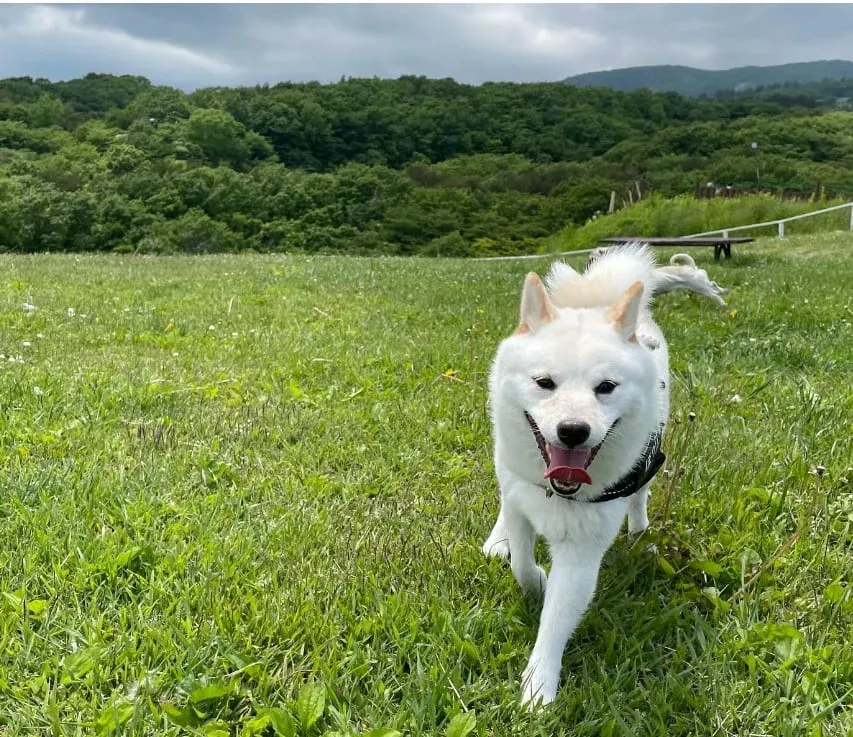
[524,412,666,504]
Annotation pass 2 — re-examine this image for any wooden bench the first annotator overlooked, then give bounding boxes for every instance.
[598,236,755,260]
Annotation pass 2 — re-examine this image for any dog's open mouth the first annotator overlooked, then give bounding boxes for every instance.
[543,442,604,494]
[524,412,621,497]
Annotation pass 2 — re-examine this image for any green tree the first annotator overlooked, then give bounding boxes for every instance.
[185,108,272,169]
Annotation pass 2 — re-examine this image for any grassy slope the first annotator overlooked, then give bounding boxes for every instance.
[0,235,851,735]
[549,195,853,254]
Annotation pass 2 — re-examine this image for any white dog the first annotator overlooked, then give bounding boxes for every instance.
[483,244,670,708]
[653,253,730,307]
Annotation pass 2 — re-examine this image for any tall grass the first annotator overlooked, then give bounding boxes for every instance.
[550,194,851,251]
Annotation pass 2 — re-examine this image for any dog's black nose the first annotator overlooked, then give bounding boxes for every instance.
[556,422,591,447]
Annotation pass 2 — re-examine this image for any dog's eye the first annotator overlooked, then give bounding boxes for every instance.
[594,380,619,395]
[534,376,556,390]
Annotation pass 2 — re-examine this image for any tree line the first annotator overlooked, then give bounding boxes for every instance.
[1,72,852,256]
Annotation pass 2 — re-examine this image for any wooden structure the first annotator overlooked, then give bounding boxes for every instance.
[598,236,756,260]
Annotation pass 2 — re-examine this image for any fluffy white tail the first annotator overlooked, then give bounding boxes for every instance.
[545,242,657,310]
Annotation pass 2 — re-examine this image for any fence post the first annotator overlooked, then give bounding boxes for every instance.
[849,203,853,230]
[722,230,729,239]
[778,221,785,238]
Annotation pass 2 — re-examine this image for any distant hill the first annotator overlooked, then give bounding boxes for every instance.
[563,60,853,97]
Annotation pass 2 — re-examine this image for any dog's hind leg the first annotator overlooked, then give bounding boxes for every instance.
[627,484,650,534]
[506,506,547,597]
[482,505,510,559]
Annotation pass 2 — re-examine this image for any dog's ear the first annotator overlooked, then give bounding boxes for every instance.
[606,281,644,341]
[517,272,556,334]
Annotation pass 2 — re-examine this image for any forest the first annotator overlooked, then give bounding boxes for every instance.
[2,72,853,256]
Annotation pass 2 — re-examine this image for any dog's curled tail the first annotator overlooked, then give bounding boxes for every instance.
[669,253,697,268]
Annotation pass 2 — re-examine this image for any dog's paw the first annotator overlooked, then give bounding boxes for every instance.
[521,659,558,711]
[481,536,510,559]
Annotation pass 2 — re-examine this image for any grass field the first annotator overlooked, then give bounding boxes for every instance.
[0,234,851,736]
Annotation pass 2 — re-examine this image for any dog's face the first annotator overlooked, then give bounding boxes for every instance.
[496,273,657,491]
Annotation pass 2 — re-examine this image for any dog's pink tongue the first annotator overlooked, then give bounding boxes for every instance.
[544,447,592,485]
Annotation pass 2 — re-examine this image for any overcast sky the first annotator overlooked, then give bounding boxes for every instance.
[1,3,852,90]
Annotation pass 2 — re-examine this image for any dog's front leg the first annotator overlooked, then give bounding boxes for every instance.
[521,545,602,709]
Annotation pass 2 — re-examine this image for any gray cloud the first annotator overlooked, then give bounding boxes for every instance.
[1,4,852,90]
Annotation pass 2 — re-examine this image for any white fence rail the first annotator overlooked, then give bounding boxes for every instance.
[473,201,853,262]
[684,201,853,239]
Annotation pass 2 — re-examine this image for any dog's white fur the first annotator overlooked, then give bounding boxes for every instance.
[588,247,730,307]
[483,244,670,709]
[654,253,730,307]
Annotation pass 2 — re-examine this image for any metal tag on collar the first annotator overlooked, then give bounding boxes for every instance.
[548,478,582,500]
